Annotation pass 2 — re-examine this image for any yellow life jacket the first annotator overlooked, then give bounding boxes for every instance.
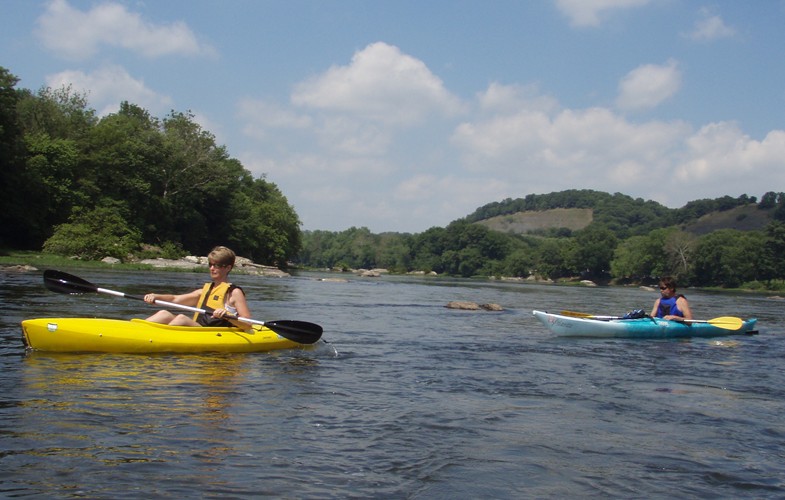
[193,282,237,327]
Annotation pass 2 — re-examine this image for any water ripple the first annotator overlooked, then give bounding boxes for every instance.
[1,269,784,497]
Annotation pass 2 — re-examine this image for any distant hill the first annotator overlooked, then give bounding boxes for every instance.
[476,208,593,233]
[466,190,775,237]
[683,204,773,234]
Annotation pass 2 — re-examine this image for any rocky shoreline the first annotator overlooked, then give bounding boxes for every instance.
[124,256,291,278]
[0,256,290,278]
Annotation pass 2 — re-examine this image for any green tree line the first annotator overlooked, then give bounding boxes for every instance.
[0,67,301,264]
[296,191,785,289]
[4,65,785,288]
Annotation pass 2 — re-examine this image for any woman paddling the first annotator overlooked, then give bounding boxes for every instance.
[143,246,252,329]
[650,276,693,322]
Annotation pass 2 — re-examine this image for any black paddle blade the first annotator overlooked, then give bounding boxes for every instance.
[43,270,99,295]
[265,320,323,344]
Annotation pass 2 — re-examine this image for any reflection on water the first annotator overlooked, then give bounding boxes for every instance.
[6,348,331,497]
[1,268,784,498]
[21,352,251,411]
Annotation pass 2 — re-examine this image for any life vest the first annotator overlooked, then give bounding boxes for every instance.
[193,282,240,327]
[655,294,686,318]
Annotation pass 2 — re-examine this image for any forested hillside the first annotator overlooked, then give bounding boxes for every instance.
[4,64,785,289]
[466,190,768,237]
[297,190,785,289]
[0,66,301,264]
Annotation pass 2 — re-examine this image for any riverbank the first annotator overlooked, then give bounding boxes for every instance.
[0,251,289,277]
[4,251,785,294]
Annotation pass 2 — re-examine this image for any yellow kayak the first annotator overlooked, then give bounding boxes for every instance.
[22,317,307,354]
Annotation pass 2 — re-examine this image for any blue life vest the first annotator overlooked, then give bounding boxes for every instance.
[655,295,686,318]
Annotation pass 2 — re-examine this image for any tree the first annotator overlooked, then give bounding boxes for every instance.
[155,112,223,244]
[663,230,696,279]
[691,230,765,287]
[43,203,142,260]
[503,248,535,278]
[759,192,778,210]
[762,222,785,282]
[409,226,448,273]
[533,238,572,280]
[16,84,96,140]
[227,176,302,264]
[568,225,618,279]
[610,234,659,279]
[22,133,85,244]
[0,67,26,248]
[774,193,785,222]
[2,81,99,248]
[82,102,164,236]
[0,66,21,171]
[376,233,413,272]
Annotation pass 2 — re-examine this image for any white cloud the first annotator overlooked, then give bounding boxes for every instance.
[238,99,394,156]
[45,65,172,116]
[452,85,785,210]
[237,99,313,139]
[242,151,391,183]
[291,42,465,125]
[393,174,512,228]
[478,82,559,115]
[453,105,688,181]
[235,43,784,232]
[315,117,393,156]
[35,0,216,60]
[688,9,736,41]
[241,41,467,173]
[616,59,681,111]
[554,0,652,27]
[677,122,785,184]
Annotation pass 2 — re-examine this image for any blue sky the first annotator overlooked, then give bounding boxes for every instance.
[3,0,784,233]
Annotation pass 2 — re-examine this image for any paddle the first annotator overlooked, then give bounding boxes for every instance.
[561,310,615,319]
[559,310,744,331]
[43,270,323,344]
[683,317,744,330]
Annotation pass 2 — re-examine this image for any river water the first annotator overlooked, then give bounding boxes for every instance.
[0,267,783,498]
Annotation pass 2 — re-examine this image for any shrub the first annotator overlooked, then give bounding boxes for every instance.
[43,205,142,260]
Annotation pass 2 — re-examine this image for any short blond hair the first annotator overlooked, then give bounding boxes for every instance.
[208,246,236,267]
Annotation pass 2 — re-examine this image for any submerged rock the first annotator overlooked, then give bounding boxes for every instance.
[0,264,38,272]
[446,301,504,311]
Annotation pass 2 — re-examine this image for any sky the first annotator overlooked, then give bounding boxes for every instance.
[2,0,785,233]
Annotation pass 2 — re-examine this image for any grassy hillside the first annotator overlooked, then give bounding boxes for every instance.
[683,204,772,234]
[476,208,593,233]
[476,204,773,236]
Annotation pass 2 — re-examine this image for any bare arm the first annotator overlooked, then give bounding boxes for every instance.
[676,296,693,320]
[213,287,252,329]
[650,298,661,318]
[144,289,202,307]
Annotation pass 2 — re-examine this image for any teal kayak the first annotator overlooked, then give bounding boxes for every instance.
[532,310,758,338]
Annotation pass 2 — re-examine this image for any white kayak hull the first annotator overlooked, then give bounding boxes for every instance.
[532,310,758,339]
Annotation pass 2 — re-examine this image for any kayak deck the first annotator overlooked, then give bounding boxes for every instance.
[532,310,758,339]
[22,317,306,353]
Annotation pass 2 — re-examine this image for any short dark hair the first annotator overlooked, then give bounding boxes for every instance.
[208,246,236,267]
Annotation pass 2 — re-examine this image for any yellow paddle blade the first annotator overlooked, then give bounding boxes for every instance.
[685,316,744,330]
[706,316,744,330]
